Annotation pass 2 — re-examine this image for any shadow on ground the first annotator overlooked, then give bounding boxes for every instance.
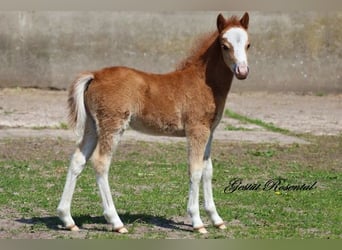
[16,213,192,233]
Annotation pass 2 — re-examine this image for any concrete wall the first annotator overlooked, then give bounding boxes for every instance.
[0,11,341,93]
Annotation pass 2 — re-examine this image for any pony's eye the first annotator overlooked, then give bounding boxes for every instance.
[247,43,251,49]
[221,44,229,51]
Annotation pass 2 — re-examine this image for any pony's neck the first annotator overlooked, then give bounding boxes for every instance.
[185,35,234,100]
[205,36,233,96]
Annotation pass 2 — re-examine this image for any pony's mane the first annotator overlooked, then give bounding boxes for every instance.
[177,15,242,70]
[224,15,244,29]
[176,31,218,70]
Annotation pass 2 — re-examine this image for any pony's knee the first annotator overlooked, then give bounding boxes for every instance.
[190,169,203,183]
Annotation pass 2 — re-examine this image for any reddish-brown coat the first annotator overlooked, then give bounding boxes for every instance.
[59,13,250,233]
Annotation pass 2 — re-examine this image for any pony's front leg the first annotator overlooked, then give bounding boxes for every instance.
[186,126,210,234]
[202,134,225,229]
[203,157,226,229]
[188,163,206,233]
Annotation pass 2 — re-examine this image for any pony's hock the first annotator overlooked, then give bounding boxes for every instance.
[57,12,251,234]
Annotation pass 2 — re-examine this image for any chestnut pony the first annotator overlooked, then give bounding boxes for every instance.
[57,12,250,234]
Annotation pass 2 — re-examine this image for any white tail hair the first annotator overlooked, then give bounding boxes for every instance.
[68,73,94,143]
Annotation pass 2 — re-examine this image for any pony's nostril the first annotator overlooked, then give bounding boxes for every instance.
[234,64,249,79]
[238,65,248,75]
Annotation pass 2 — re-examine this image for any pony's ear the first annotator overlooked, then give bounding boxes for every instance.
[240,12,249,30]
[217,13,226,33]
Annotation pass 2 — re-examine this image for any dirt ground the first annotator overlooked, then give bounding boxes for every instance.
[0,88,341,143]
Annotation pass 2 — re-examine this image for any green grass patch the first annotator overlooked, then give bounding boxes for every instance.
[315,92,325,97]
[0,136,341,239]
[225,125,253,131]
[32,126,49,130]
[57,122,69,130]
[225,109,290,134]
[32,122,69,130]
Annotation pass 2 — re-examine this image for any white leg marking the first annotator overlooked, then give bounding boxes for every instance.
[203,134,225,229]
[203,158,225,228]
[187,169,207,232]
[96,173,127,233]
[93,132,127,233]
[57,148,86,230]
[57,124,97,230]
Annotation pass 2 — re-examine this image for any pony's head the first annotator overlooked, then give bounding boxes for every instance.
[217,12,250,80]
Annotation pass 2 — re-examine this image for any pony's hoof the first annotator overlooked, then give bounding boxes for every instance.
[194,227,208,234]
[66,224,80,231]
[215,223,226,230]
[115,227,128,234]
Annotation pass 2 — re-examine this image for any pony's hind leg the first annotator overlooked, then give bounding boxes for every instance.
[57,118,98,231]
[91,118,130,233]
[91,143,127,233]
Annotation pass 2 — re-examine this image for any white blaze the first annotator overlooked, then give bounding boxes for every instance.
[222,27,248,65]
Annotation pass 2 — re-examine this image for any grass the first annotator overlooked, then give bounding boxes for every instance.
[225,109,290,134]
[57,122,69,130]
[315,92,325,97]
[32,122,69,130]
[0,136,341,239]
[225,125,253,132]
[3,110,15,116]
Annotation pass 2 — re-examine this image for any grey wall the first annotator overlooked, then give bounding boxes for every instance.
[0,11,341,93]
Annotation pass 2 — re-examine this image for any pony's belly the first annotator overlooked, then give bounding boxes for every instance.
[129,117,186,137]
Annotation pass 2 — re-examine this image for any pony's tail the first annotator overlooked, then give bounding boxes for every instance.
[68,72,94,143]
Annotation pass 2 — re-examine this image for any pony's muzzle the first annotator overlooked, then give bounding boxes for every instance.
[234,63,249,80]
